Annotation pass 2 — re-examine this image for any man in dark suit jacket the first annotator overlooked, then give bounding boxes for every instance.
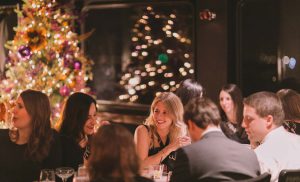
[171,97,261,182]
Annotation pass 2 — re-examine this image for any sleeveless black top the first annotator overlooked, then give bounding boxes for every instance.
[143,125,176,171]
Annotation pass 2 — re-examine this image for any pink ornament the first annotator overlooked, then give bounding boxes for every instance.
[59,85,70,96]
[74,61,82,70]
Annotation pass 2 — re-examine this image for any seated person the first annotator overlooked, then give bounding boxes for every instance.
[171,97,260,182]
[0,89,62,182]
[88,124,153,182]
[56,92,97,169]
[277,89,300,135]
[242,91,300,182]
[219,84,249,144]
[134,92,190,171]
[175,79,204,106]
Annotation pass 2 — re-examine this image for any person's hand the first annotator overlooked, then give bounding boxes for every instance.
[168,136,191,152]
[178,136,191,147]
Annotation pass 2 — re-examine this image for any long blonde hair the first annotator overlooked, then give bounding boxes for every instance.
[145,92,186,148]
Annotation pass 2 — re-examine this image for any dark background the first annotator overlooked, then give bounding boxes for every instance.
[1,0,300,104]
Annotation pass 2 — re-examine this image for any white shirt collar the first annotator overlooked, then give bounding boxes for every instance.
[201,126,222,137]
[261,126,285,144]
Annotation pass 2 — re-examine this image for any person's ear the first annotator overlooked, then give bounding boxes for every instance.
[265,115,274,128]
[187,120,194,130]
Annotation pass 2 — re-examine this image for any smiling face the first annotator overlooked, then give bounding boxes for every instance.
[152,102,173,131]
[83,103,97,135]
[219,90,235,115]
[12,97,32,130]
[242,105,269,143]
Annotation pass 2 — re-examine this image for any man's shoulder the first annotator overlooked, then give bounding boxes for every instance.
[183,133,255,158]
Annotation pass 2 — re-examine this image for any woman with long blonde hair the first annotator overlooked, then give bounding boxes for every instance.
[134,92,190,171]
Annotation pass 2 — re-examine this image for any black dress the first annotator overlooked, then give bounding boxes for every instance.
[60,134,87,170]
[220,121,249,144]
[144,125,176,171]
[0,129,62,182]
[283,121,300,135]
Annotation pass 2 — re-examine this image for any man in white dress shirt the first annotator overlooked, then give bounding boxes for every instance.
[242,91,300,182]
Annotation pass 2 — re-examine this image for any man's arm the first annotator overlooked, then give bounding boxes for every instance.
[170,148,192,182]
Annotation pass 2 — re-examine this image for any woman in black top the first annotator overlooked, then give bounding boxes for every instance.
[0,89,62,182]
[277,89,300,135]
[88,124,153,182]
[134,92,190,171]
[56,92,97,170]
[219,84,249,144]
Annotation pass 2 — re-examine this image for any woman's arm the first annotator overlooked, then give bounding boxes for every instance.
[134,125,181,168]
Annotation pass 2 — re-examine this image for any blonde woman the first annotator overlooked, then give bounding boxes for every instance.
[134,92,190,171]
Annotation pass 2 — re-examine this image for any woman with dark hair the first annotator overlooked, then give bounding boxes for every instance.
[57,92,97,170]
[175,79,204,106]
[277,89,300,135]
[0,89,62,182]
[88,124,153,182]
[219,84,249,144]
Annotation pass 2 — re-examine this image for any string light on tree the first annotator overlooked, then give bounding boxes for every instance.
[0,0,93,122]
[118,6,193,104]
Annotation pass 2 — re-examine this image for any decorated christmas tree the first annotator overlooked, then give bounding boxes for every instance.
[0,0,93,119]
[118,6,194,104]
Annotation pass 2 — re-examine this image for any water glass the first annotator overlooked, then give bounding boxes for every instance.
[152,164,164,179]
[78,164,89,177]
[40,169,55,182]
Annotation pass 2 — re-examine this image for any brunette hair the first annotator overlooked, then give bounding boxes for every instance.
[176,79,204,106]
[57,92,96,142]
[88,124,139,182]
[277,89,300,121]
[244,91,284,126]
[219,84,244,126]
[184,97,221,129]
[10,89,53,162]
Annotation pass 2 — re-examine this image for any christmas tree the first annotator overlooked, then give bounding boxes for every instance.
[0,0,93,119]
[118,6,194,104]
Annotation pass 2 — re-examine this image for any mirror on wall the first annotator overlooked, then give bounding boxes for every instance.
[81,1,195,104]
[237,0,300,95]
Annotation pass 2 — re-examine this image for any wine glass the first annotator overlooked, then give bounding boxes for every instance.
[55,167,74,182]
[40,169,55,182]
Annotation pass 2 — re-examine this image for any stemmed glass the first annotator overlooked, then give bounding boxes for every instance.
[55,167,74,182]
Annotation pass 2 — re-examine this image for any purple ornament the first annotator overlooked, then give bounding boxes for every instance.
[74,61,82,70]
[59,85,70,96]
[18,46,31,60]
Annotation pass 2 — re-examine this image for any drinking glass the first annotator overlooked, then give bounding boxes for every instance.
[152,164,164,179]
[78,164,89,177]
[40,169,55,182]
[73,172,89,182]
[55,167,74,182]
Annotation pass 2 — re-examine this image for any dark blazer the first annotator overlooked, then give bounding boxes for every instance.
[171,131,260,182]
